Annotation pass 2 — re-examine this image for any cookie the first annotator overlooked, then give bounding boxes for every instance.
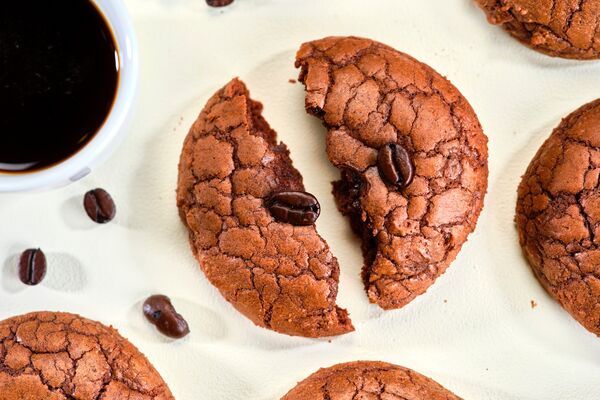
[281,361,461,400]
[177,78,353,338]
[476,0,600,60]
[295,36,488,310]
[0,312,173,400]
[516,99,600,336]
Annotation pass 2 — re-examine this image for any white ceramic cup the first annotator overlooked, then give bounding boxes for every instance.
[0,0,139,192]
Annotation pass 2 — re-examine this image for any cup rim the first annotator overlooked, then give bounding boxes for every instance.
[0,0,139,192]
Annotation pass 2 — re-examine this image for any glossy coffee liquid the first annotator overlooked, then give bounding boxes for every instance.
[0,1,119,173]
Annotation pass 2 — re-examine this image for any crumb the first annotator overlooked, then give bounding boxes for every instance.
[288,79,297,84]
[531,300,537,309]
[443,299,447,303]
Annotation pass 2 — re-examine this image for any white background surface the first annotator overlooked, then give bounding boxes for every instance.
[1,0,600,398]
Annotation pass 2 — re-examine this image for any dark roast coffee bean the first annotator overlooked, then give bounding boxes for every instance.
[267,191,320,226]
[84,188,116,224]
[143,295,190,339]
[18,249,47,286]
[377,143,414,189]
[206,0,234,7]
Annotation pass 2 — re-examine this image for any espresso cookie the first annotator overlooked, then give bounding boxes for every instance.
[295,37,488,310]
[177,79,353,337]
[281,361,461,400]
[0,312,173,399]
[517,99,600,336]
[476,0,600,60]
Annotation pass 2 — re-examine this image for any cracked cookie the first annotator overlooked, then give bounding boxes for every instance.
[516,99,600,336]
[281,361,461,400]
[177,78,353,338]
[476,0,600,60]
[0,311,174,400]
[295,36,488,310]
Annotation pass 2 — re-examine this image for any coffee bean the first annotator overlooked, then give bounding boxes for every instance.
[143,295,190,339]
[206,0,234,7]
[377,143,414,190]
[267,191,321,226]
[18,249,47,286]
[84,188,116,224]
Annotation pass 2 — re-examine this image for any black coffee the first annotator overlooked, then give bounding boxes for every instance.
[0,1,119,173]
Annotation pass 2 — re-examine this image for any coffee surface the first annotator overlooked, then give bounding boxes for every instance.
[0,0,119,172]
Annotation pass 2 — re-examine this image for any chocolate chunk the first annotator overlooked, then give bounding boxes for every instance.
[143,295,190,339]
[18,248,46,286]
[206,0,234,7]
[268,191,321,226]
[84,188,116,224]
[377,143,414,189]
[341,169,364,211]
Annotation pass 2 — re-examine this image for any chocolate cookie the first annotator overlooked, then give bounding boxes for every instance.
[177,78,353,337]
[295,37,488,310]
[476,0,600,60]
[517,99,600,336]
[0,312,173,399]
[281,361,461,400]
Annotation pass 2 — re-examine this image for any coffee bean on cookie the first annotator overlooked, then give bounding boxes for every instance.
[176,78,353,338]
[143,295,190,339]
[296,36,488,310]
[0,311,174,399]
[516,99,600,337]
[281,361,462,400]
[475,0,600,60]
[267,191,321,226]
[18,248,46,286]
[84,188,116,224]
[377,143,414,189]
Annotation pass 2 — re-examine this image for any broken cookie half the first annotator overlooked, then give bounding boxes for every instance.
[177,78,353,338]
[295,36,489,310]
